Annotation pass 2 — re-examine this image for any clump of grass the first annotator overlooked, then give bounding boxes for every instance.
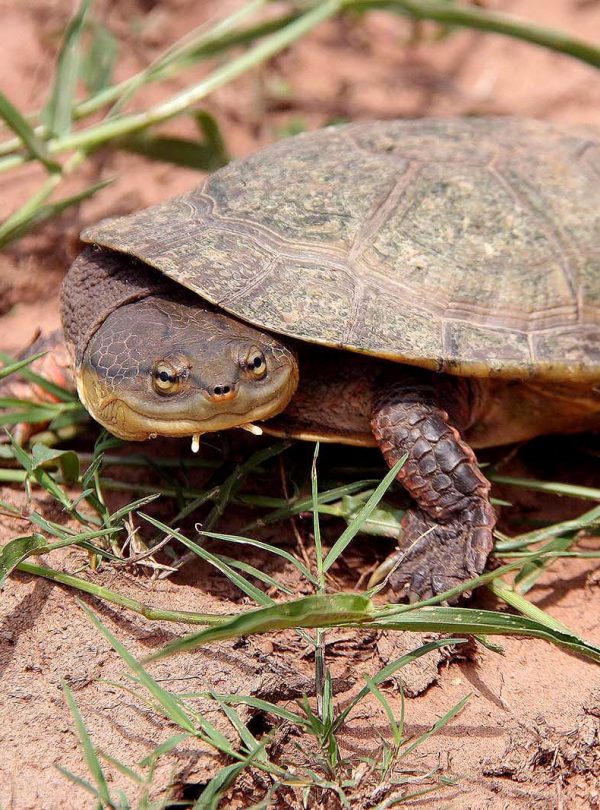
[2,0,600,248]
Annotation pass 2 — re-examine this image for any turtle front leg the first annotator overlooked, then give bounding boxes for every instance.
[370,371,494,600]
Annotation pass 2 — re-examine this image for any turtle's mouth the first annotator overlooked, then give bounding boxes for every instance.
[76,360,299,442]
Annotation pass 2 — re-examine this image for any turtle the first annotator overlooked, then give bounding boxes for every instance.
[58,116,600,599]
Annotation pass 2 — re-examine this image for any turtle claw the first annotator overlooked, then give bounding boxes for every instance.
[382,505,493,603]
[367,551,403,590]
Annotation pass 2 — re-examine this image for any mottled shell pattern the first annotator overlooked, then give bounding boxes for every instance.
[82,117,600,382]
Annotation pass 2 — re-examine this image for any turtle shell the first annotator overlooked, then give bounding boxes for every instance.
[82,117,600,382]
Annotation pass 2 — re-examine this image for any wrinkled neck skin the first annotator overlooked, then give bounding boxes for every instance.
[77,293,299,441]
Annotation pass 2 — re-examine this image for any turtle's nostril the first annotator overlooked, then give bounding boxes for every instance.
[206,384,236,402]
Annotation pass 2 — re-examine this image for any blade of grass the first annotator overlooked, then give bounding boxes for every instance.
[80,602,197,733]
[190,693,309,730]
[323,455,406,571]
[371,606,600,663]
[117,131,228,171]
[193,761,249,810]
[210,691,265,758]
[0,0,344,169]
[55,766,99,799]
[0,177,113,249]
[0,91,59,170]
[332,638,464,731]
[144,593,374,662]
[486,578,574,635]
[351,0,600,69]
[17,560,226,624]
[0,351,46,381]
[312,443,324,586]
[199,532,317,586]
[215,554,296,596]
[513,535,574,594]
[0,351,77,401]
[98,749,144,785]
[138,732,191,767]
[140,514,274,605]
[363,675,401,747]
[43,0,93,137]
[62,681,115,807]
[0,533,48,587]
[489,473,600,501]
[82,21,118,95]
[399,693,470,760]
[495,503,600,551]
[243,479,378,531]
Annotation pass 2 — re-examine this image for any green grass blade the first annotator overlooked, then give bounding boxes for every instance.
[332,638,464,732]
[17,560,224,624]
[489,473,600,501]
[195,110,229,165]
[311,443,324,585]
[371,606,600,663]
[363,675,401,746]
[323,455,406,572]
[0,499,20,516]
[215,554,295,596]
[192,760,251,810]
[400,694,470,760]
[108,493,161,525]
[138,732,191,767]
[144,593,374,662]
[98,750,144,785]
[496,503,600,551]
[140,514,274,605]
[0,178,113,248]
[0,534,51,586]
[5,429,73,510]
[0,173,61,248]
[80,602,198,733]
[351,0,600,70]
[513,535,573,594]
[118,131,228,171]
[43,0,93,137]
[487,578,574,635]
[62,681,115,807]
[31,443,80,483]
[0,92,59,171]
[82,21,118,95]
[201,531,317,585]
[0,351,46,381]
[193,693,309,730]
[209,692,263,756]
[0,351,77,401]
[244,479,377,531]
[55,765,98,798]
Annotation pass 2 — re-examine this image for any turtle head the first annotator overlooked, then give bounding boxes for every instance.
[77,296,299,441]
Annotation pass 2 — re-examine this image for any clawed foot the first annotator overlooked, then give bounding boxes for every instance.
[370,504,494,602]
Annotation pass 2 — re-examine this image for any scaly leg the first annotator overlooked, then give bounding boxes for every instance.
[371,371,494,599]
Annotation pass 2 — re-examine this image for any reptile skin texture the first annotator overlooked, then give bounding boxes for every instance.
[371,373,495,599]
[61,245,172,364]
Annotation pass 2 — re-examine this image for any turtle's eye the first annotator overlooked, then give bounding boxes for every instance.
[152,360,185,395]
[242,348,267,380]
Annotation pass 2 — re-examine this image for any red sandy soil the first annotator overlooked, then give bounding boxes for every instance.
[1,1,600,808]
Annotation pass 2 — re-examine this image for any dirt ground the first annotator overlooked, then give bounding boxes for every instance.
[1,1,600,808]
